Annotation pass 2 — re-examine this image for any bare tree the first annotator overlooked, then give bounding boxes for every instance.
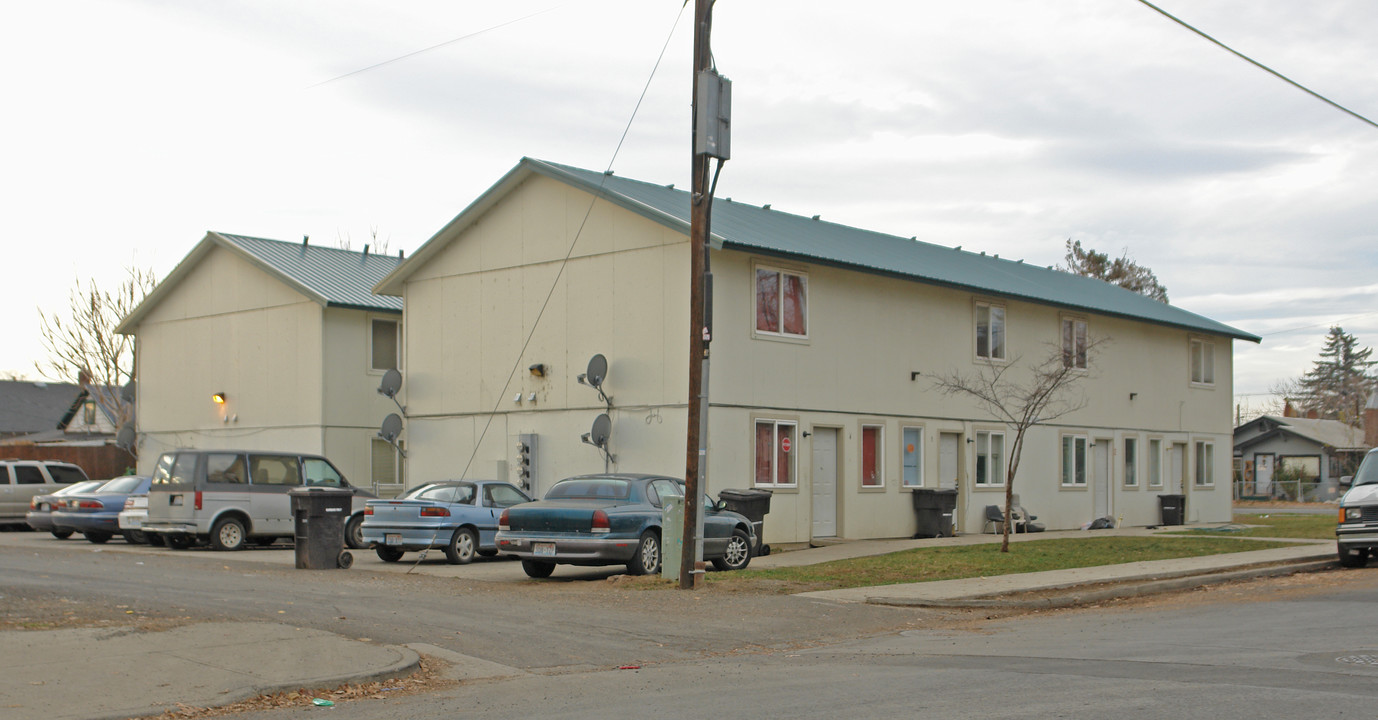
[334,226,391,256]
[929,339,1104,552]
[36,266,157,437]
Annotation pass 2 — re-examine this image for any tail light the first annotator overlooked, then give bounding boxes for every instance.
[419,507,450,517]
[30,498,40,510]
[194,491,203,511]
[76,500,104,510]
[591,509,610,533]
[498,509,509,531]
[364,506,374,516]
[123,498,135,510]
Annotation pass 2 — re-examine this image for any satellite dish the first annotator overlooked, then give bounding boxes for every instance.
[585,354,608,389]
[379,413,403,443]
[120,381,136,404]
[115,423,135,450]
[589,413,612,448]
[378,368,402,398]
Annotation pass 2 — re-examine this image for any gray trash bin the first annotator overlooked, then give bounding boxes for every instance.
[912,488,957,538]
[1158,494,1185,526]
[290,487,354,569]
[718,488,773,556]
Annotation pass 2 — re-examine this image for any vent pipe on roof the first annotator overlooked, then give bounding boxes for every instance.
[302,235,309,247]
[362,244,370,257]
[762,204,771,210]
[811,215,820,221]
[398,249,405,259]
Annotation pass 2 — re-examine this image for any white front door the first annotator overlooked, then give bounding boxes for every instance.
[1093,439,1111,519]
[1170,443,1187,494]
[811,428,837,538]
[1254,454,1274,495]
[939,433,960,491]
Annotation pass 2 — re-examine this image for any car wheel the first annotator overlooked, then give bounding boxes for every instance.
[1339,546,1369,568]
[444,527,478,565]
[165,534,192,550]
[376,546,405,563]
[521,559,556,578]
[146,533,165,547]
[712,528,753,572]
[210,517,246,551]
[627,530,661,576]
[50,529,73,540]
[345,515,366,550]
[123,530,148,545]
[85,531,112,544]
[477,549,499,558]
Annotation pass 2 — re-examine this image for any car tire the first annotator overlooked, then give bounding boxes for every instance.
[50,529,73,540]
[712,528,753,572]
[627,530,661,576]
[521,559,556,578]
[376,546,405,562]
[85,531,112,544]
[345,515,365,550]
[210,517,246,551]
[146,533,165,547]
[1339,546,1369,568]
[123,530,148,545]
[445,527,478,565]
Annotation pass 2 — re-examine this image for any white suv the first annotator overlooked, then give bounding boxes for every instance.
[1337,448,1378,567]
[0,460,90,524]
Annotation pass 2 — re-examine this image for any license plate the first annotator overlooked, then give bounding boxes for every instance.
[534,542,556,557]
[385,534,403,546]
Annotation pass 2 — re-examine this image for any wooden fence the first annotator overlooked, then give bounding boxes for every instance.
[0,443,137,480]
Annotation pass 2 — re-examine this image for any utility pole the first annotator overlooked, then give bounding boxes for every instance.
[681,0,715,590]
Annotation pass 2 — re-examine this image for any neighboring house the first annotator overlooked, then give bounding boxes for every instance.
[115,232,405,493]
[373,158,1258,543]
[58,385,124,438]
[0,380,81,440]
[1233,415,1369,502]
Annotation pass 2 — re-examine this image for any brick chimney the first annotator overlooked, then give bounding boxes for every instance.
[1306,408,1320,420]
[77,368,92,387]
[1365,391,1378,449]
[1283,399,1297,418]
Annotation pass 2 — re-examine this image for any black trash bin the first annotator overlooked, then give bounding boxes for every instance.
[718,488,773,557]
[912,488,958,538]
[290,487,355,570]
[1158,494,1185,526]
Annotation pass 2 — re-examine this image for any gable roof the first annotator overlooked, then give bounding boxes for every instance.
[377,158,1258,342]
[1234,415,1368,452]
[118,232,403,334]
[57,385,125,431]
[0,380,82,435]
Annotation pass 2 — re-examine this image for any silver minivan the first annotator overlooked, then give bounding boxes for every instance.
[0,460,90,524]
[142,450,375,551]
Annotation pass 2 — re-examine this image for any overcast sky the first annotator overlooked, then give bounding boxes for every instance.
[3,0,1376,415]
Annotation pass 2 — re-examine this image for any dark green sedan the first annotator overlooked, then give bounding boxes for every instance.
[495,474,756,578]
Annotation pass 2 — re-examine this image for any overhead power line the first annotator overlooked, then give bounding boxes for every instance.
[1135,0,1378,130]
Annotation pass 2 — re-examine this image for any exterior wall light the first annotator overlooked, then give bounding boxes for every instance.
[212,392,227,405]
[529,363,546,378]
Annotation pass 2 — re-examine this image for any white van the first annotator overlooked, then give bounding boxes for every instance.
[142,450,375,551]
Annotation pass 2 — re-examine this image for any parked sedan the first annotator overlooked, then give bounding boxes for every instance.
[118,492,163,545]
[361,481,532,564]
[496,474,756,578]
[51,475,153,544]
[26,480,107,538]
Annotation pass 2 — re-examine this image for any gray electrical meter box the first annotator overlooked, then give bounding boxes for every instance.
[695,69,731,160]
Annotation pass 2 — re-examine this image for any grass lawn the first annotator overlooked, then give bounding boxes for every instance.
[706,535,1298,593]
[1173,512,1337,540]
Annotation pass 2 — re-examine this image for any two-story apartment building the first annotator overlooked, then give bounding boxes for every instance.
[116,232,405,491]
[374,158,1259,544]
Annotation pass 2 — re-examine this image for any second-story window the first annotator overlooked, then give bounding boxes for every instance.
[372,317,399,372]
[1062,318,1088,369]
[1190,338,1214,385]
[756,267,808,338]
[976,302,1006,360]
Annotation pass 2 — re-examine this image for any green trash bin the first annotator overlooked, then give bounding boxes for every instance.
[290,487,354,569]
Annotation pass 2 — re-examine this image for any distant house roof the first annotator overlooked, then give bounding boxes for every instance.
[376,158,1259,342]
[118,232,403,334]
[1234,415,1368,453]
[0,380,81,436]
[57,385,124,431]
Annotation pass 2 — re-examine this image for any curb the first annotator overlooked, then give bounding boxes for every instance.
[866,558,1337,609]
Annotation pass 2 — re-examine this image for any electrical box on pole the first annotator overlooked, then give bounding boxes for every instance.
[695,70,731,160]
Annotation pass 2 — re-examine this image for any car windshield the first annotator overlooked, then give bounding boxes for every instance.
[47,465,88,484]
[97,476,143,494]
[405,484,475,504]
[545,478,631,500]
[1354,452,1378,487]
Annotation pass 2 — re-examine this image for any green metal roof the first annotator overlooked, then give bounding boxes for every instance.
[525,159,1259,343]
[215,233,403,313]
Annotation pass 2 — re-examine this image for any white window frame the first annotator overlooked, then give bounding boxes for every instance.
[1190,338,1215,385]
[1062,317,1088,370]
[975,302,1007,361]
[1123,437,1139,488]
[754,419,798,488]
[1061,434,1088,487]
[753,265,809,340]
[901,426,924,489]
[1194,441,1215,487]
[861,423,884,489]
[974,430,1006,487]
[370,315,401,373]
[1148,438,1164,488]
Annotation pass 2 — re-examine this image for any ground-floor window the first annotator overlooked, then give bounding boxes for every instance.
[1061,435,1088,486]
[1123,437,1138,487]
[755,419,797,487]
[1148,439,1163,488]
[974,430,1005,486]
[1194,441,1214,486]
[902,426,923,488]
[371,438,404,490]
[861,424,884,487]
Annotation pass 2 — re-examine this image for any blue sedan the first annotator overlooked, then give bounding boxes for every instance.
[361,481,532,564]
[50,475,153,544]
[495,474,756,578]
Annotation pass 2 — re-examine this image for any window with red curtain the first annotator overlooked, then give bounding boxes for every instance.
[755,420,796,486]
[755,269,779,333]
[861,425,882,487]
[782,274,807,335]
[756,267,807,337]
[777,423,795,485]
[755,421,774,484]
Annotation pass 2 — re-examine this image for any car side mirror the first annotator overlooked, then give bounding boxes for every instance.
[713,499,726,512]
[1340,475,1354,487]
